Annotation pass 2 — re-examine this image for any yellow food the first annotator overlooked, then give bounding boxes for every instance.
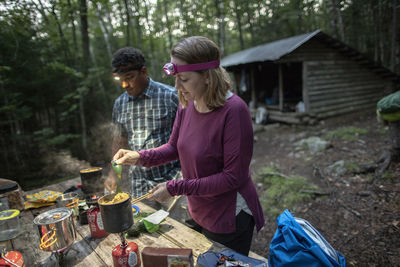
[99,193,129,205]
[80,167,102,173]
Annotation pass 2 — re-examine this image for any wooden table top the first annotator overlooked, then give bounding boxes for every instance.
[0,177,268,266]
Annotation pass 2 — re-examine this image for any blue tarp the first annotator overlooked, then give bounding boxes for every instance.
[268,209,346,267]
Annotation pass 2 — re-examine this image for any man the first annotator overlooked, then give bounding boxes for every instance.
[105,47,181,198]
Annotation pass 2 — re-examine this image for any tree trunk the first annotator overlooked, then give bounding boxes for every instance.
[233,0,244,50]
[244,1,255,46]
[50,2,70,62]
[296,0,302,33]
[162,0,173,49]
[89,45,109,111]
[391,0,398,72]
[144,0,156,75]
[215,0,225,56]
[134,0,142,50]
[179,0,189,35]
[123,0,131,46]
[328,0,344,41]
[79,0,89,158]
[95,3,113,60]
[67,0,79,67]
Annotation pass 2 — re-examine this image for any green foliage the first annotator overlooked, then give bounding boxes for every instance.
[324,127,367,141]
[256,166,319,218]
[382,172,394,180]
[34,128,80,148]
[378,126,389,136]
[344,162,358,171]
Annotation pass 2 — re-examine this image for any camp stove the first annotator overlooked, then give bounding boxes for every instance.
[112,233,140,267]
[98,193,139,267]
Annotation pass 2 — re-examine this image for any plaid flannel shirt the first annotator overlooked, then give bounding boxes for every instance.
[112,78,181,197]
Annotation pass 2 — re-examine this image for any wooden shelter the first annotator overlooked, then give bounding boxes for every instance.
[221,30,399,124]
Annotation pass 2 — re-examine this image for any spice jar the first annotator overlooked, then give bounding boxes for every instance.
[0,179,24,211]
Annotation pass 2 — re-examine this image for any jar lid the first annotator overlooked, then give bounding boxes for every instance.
[0,183,18,194]
[33,207,71,225]
[0,209,20,220]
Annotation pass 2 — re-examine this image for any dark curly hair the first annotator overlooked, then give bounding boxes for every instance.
[111,47,146,73]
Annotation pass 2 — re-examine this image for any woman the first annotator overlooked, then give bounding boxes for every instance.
[112,36,265,255]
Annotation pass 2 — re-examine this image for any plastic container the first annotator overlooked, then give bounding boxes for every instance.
[0,209,20,241]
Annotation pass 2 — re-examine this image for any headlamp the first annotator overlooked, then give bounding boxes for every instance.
[163,60,220,76]
[113,65,144,82]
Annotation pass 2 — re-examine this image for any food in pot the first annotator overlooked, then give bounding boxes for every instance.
[80,167,102,173]
[99,192,129,205]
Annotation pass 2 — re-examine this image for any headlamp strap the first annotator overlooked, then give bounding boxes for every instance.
[176,60,220,73]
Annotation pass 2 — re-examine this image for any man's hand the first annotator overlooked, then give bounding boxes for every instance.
[148,182,172,203]
[112,149,140,165]
[104,174,116,193]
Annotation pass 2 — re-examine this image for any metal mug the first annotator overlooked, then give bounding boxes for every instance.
[98,193,133,233]
[56,193,79,217]
[33,207,76,252]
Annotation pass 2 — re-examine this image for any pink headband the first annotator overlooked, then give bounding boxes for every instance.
[163,60,220,75]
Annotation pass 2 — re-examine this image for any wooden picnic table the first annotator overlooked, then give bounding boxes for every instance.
[0,177,268,266]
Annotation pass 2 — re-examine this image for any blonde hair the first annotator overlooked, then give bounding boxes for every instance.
[171,36,232,109]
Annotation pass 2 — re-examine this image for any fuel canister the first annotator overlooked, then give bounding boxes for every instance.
[87,206,108,238]
[112,242,140,267]
[0,250,24,267]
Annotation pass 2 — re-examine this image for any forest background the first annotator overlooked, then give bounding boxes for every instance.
[1,0,399,190]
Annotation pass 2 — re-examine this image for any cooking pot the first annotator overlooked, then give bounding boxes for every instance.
[33,207,76,252]
[56,193,79,217]
[98,193,133,233]
[79,167,103,195]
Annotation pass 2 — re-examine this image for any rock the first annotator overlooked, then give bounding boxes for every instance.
[357,191,372,197]
[294,136,331,154]
[325,160,347,176]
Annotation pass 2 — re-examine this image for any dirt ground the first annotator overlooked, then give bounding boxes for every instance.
[249,110,400,266]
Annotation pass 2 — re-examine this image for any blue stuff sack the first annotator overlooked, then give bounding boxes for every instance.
[197,249,268,267]
[268,209,346,267]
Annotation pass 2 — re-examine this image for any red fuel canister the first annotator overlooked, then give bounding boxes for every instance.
[112,241,140,267]
[0,251,24,267]
[87,206,108,238]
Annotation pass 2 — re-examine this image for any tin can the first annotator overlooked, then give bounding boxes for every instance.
[0,250,25,266]
[87,206,108,238]
[112,242,140,267]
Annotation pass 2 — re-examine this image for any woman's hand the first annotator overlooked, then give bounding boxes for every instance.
[148,182,172,203]
[112,149,140,165]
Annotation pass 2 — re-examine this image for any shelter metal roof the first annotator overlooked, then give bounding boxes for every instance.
[221,30,321,67]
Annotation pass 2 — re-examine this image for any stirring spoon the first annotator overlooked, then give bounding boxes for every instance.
[112,161,122,193]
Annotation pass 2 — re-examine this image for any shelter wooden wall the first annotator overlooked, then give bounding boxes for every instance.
[280,39,393,119]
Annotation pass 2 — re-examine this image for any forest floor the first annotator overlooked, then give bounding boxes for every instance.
[250,110,400,266]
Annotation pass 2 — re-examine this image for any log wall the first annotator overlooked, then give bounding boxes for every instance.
[281,39,393,119]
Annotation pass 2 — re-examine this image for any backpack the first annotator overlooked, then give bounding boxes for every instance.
[268,209,346,267]
[377,90,400,114]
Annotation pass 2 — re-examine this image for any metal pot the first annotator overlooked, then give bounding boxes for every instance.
[79,167,103,195]
[98,193,133,233]
[56,193,79,217]
[33,207,76,252]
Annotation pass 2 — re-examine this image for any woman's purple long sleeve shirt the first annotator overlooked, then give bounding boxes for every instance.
[138,94,265,234]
